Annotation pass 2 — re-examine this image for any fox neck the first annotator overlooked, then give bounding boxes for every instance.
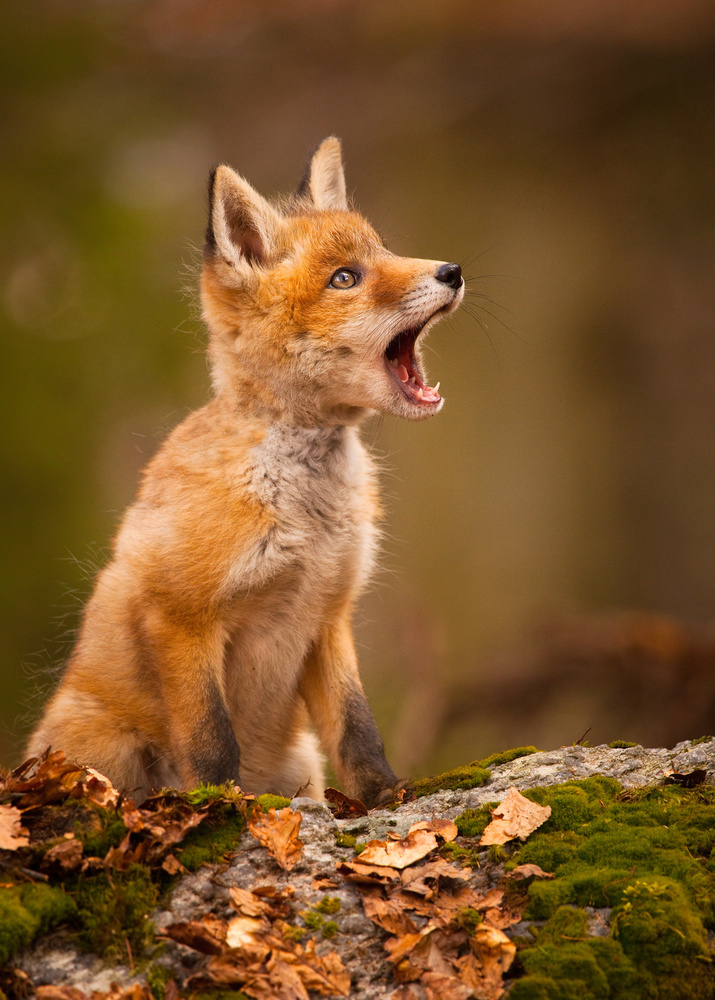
[207,338,369,430]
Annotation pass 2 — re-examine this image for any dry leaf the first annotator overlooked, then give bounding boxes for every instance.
[36,988,89,1000]
[248,806,303,871]
[471,924,516,992]
[324,786,368,818]
[0,804,29,850]
[162,917,227,955]
[336,859,401,885]
[277,937,351,996]
[357,826,438,869]
[390,988,422,1000]
[82,767,120,808]
[229,886,273,917]
[225,916,271,961]
[409,818,458,843]
[161,853,187,876]
[42,838,83,872]
[400,858,470,898]
[422,971,473,1000]
[479,787,551,845]
[362,891,420,936]
[504,862,554,881]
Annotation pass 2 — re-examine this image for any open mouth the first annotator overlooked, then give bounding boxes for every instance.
[384,326,441,406]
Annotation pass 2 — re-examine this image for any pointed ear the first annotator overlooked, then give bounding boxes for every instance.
[205,165,281,267]
[298,137,348,211]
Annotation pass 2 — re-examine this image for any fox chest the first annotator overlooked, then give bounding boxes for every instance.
[228,426,377,623]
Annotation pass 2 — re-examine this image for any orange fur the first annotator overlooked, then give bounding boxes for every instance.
[27,138,463,805]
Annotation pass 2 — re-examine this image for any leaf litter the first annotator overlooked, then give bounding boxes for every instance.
[0,757,555,999]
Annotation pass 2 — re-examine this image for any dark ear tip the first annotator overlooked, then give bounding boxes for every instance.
[205,165,221,252]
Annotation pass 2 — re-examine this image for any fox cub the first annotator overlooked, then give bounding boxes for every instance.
[28,138,464,806]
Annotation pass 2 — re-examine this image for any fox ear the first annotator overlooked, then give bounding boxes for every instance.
[205,165,280,267]
[298,137,348,211]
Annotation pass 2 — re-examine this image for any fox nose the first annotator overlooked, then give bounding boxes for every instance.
[435,262,463,289]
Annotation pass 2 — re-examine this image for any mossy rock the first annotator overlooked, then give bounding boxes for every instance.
[0,882,75,965]
[411,746,538,797]
[492,778,715,998]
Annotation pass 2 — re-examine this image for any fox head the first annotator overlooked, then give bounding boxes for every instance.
[201,137,463,425]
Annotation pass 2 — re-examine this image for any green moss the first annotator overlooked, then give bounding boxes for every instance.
[321,920,339,939]
[487,844,509,863]
[73,865,159,962]
[607,740,638,749]
[314,896,341,915]
[334,832,357,850]
[514,937,640,999]
[76,807,127,858]
[690,735,714,746]
[256,794,291,811]
[177,806,246,871]
[0,882,76,965]
[412,762,491,798]
[184,783,243,807]
[303,910,324,931]
[455,907,483,933]
[146,962,172,1000]
[412,746,537,797]
[480,746,538,769]
[455,802,497,839]
[505,779,715,997]
[282,924,306,942]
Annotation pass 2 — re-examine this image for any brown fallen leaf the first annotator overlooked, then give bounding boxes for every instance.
[357,826,438,869]
[504,862,555,881]
[161,853,188,876]
[276,937,351,996]
[248,806,303,871]
[479,787,551,845]
[162,916,227,955]
[664,769,708,788]
[82,767,120,808]
[400,858,470,898]
[225,915,272,961]
[409,818,459,843]
[362,890,420,936]
[0,803,29,850]
[36,988,89,1000]
[41,837,83,872]
[336,859,401,885]
[421,971,473,1000]
[471,923,516,995]
[229,885,274,917]
[390,987,422,1000]
[324,786,368,818]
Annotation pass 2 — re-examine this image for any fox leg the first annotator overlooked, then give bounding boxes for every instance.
[299,613,399,807]
[144,613,240,788]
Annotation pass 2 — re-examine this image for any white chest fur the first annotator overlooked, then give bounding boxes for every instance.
[230,423,378,612]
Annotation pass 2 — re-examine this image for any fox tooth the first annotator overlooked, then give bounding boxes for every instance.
[434,382,440,393]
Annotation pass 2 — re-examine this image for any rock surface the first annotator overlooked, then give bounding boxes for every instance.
[14,738,715,997]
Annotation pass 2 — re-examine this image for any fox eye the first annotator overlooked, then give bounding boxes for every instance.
[329,268,359,289]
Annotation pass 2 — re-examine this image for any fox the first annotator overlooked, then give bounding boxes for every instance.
[27,138,464,807]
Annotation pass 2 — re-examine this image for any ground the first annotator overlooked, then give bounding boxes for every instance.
[1,738,714,999]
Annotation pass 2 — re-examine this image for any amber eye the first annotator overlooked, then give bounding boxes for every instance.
[329,268,359,289]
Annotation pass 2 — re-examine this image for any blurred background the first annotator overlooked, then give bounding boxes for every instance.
[3,0,715,778]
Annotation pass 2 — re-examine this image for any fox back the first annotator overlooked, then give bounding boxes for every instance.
[27,138,464,806]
